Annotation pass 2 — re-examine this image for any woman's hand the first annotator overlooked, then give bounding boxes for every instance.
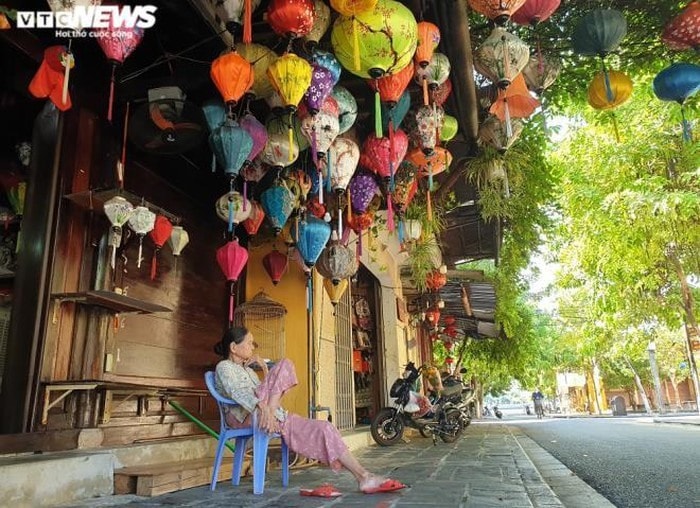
[246,355,269,376]
[257,403,281,433]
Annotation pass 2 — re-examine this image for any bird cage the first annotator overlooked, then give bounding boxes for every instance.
[233,291,287,361]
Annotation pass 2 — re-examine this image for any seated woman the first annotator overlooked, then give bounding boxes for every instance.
[214,326,406,494]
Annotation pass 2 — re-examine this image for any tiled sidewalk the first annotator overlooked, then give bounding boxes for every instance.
[64,423,614,508]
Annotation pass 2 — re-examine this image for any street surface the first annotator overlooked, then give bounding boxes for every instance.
[512,416,700,508]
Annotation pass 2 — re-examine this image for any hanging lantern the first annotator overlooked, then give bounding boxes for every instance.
[489,73,540,137]
[299,97,341,159]
[479,116,523,152]
[305,63,337,114]
[267,53,313,113]
[467,0,527,25]
[7,182,26,217]
[266,113,310,151]
[310,50,343,87]
[324,277,348,306]
[237,43,278,100]
[521,53,561,94]
[572,9,627,57]
[332,86,358,134]
[653,63,700,142]
[103,195,134,269]
[382,90,411,132]
[345,209,375,255]
[331,0,417,79]
[316,231,358,284]
[215,0,263,43]
[425,307,440,326]
[406,146,453,179]
[663,1,700,52]
[241,158,270,183]
[443,315,456,326]
[368,61,415,105]
[263,248,289,285]
[432,79,452,107]
[210,51,254,107]
[210,118,254,177]
[241,201,266,235]
[425,269,447,291]
[413,105,445,155]
[404,219,422,241]
[360,129,409,180]
[511,0,560,26]
[588,70,633,110]
[440,115,458,142]
[261,129,300,168]
[474,28,530,89]
[415,21,441,68]
[95,12,144,122]
[202,99,227,132]
[390,160,418,213]
[305,0,332,49]
[349,170,380,213]
[261,179,295,233]
[414,53,450,105]
[306,197,327,220]
[216,191,253,236]
[127,206,156,269]
[240,114,268,164]
[28,45,74,112]
[168,225,190,258]
[292,215,332,267]
[285,169,312,205]
[325,137,360,193]
[216,239,249,324]
[149,215,173,280]
[267,0,315,39]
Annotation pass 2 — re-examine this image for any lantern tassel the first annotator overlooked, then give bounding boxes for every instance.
[346,188,352,223]
[504,98,513,139]
[318,169,324,205]
[600,57,614,104]
[62,49,73,107]
[398,218,404,245]
[326,150,332,193]
[211,154,216,173]
[387,195,395,233]
[428,164,433,190]
[681,106,692,143]
[357,231,362,257]
[243,0,253,44]
[242,180,248,210]
[108,62,117,122]
[306,275,312,312]
[502,36,510,87]
[311,126,319,167]
[137,238,143,268]
[119,102,130,189]
[374,89,383,138]
[229,280,236,324]
[338,202,343,237]
[228,198,234,234]
[288,112,295,163]
[111,245,117,271]
[352,17,361,72]
[150,248,159,280]
[611,112,621,143]
[422,77,429,106]
[427,189,433,221]
[389,119,395,191]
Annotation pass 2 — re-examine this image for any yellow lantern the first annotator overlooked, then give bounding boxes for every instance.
[266,53,313,112]
[237,43,278,100]
[324,277,349,306]
[587,70,633,110]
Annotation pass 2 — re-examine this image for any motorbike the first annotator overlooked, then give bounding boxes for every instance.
[493,406,503,419]
[370,362,464,446]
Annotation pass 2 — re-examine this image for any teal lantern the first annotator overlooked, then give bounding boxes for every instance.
[572,9,627,57]
[202,99,226,132]
[653,63,700,142]
[210,118,254,177]
[292,215,331,267]
[260,178,295,234]
[382,90,411,132]
[331,85,358,135]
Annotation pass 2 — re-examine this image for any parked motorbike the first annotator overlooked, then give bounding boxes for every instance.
[370,362,463,446]
[439,370,477,432]
[493,406,503,419]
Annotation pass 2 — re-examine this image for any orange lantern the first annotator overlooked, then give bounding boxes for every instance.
[425,270,447,291]
[489,73,539,137]
[425,307,441,327]
[241,201,266,236]
[415,21,440,68]
[468,0,527,25]
[210,51,254,107]
[367,60,415,105]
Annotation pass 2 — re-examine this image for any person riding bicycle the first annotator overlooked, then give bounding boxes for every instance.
[532,388,545,417]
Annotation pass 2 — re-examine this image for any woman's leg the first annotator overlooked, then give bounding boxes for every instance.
[255,358,298,407]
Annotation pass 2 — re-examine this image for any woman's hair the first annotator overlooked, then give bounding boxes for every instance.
[214,326,249,358]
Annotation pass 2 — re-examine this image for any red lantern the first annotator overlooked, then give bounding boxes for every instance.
[425,270,447,291]
[443,315,456,326]
[444,340,453,350]
[415,21,441,68]
[468,0,528,25]
[306,197,327,219]
[425,307,441,325]
[360,129,409,180]
[242,201,266,236]
[662,1,700,52]
[267,0,315,39]
[263,248,288,285]
[148,215,173,280]
[511,0,560,26]
[210,51,254,107]
[445,325,458,338]
[368,61,415,105]
[216,239,249,324]
[432,79,452,107]
[445,356,454,365]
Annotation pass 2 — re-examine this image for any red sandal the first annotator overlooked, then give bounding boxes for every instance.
[300,484,343,498]
[361,479,407,494]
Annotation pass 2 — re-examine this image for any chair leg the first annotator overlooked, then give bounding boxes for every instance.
[253,432,270,495]
[232,437,249,486]
[210,435,228,491]
[281,439,289,488]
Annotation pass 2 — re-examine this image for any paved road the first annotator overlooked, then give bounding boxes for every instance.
[511,417,700,508]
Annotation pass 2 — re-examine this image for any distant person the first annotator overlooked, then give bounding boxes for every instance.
[532,388,545,418]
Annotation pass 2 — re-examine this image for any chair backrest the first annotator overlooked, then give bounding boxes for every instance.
[205,370,245,430]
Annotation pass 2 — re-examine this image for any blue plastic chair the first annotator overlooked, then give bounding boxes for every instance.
[204,371,290,495]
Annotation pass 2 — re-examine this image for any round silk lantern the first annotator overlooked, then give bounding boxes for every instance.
[210,118,254,178]
[663,1,700,52]
[311,49,343,86]
[316,231,358,283]
[305,63,337,114]
[267,0,315,39]
[261,179,295,233]
[242,201,266,236]
[331,0,418,79]
[349,170,380,213]
[241,158,270,183]
[299,97,341,160]
[522,53,561,94]
[266,113,310,151]
[95,14,144,122]
[474,28,530,89]
[440,115,458,142]
[413,105,444,155]
[587,70,632,110]
[432,79,452,107]
[216,239,249,324]
[382,90,411,131]
[292,215,332,267]
[468,0,527,25]
[237,43,278,100]
[261,129,300,168]
[103,195,134,269]
[332,86,358,134]
[324,278,349,306]
[653,63,700,141]
[415,21,440,68]
[479,115,523,152]
[572,9,627,57]
[414,53,450,105]
[263,248,289,284]
[168,226,190,260]
[360,129,409,180]
[305,0,332,49]
[369,61,415,105]
[407,146,452,181]
[211,51,254,107]
[330,0,377,16]
[511,0,560,26]
[267,53,313,112]
[215,0,263,43]
[216,191,253,235]
[325,137,360,193]
[149,215,173,280]
[127,205,156,269]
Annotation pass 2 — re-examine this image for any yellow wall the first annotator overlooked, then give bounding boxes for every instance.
[245,242,309,418]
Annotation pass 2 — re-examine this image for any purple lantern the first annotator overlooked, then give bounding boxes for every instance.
[240,113,268,162]
[305,63,335,114]
[349,170,380,214]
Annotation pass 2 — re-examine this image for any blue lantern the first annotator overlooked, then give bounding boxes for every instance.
[653,63,700,142]
[260,180,295,234]
[382,90,411,132]
[311,49,342,86]
[293,215,331,267]
[331,85,357,135]
[572,9,627,57]
[210,119,254,177]
[202,99,226,132]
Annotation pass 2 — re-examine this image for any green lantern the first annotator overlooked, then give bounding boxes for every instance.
[440,115,458,142]
[331,0,418,80]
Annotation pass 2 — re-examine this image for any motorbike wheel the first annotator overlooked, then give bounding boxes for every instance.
[370,408,405,446]
[440,408,464,443]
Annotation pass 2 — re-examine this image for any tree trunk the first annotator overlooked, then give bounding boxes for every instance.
[667,250,700,414]
[625,356,652,414]
[590,357,603,414]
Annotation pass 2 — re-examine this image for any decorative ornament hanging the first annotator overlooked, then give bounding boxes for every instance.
[266,113,310,151]
[382,90,411,131]
[216,191,253,235]
[425,269,447,291]
[316,230,358,284]
[349,170,380,213]
[292,215,332,267]
[413,105,445,155]
[241,201,266,236]
[304,63,337,114]
[662,1,700,52]
[260,129,300,168]
[209,118,254,177]
[103,195,134,270]
[263,248,289,285]
[432,79,452,107]
[360,129,409,181]
[260,178,295,233]
[572,9,627,57]
[587,70,633,110]
[390,160,418,214]
[653,63,700,142]
[305,0,332,49]
[168,225,190,266]
[202,99,227,133]
[467,0,528,25]
[415,21,441,68]
[440,115,458,142]
[331,86,358,134]
[216,239,249,325]
[489,73,540,137]
[310,49,343,87]
[324,277,349,306]
[127,205,156,269]
[479,115,523,152]
[267,0,315,39]
[148,215,173,280]
[414,53,450,105]
[214,0,263,43]
[325,137,360,193]
[28,45,75,111]
[367,61,414,138]
[510,0,560,26]
[521,53,561,94]
[239,113,268,202]
[211,50,254,107]
[237,43,278,100]
[474,28,530,89]
[299,96,340,162]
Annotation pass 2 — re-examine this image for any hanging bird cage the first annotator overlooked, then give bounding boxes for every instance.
[233,291,287,361]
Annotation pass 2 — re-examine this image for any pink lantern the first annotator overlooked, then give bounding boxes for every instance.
[360,129,409,180]
[95,8,145,121]
[216,239,249,325]
[511,0,560,26]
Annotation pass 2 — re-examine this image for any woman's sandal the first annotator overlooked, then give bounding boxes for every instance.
[299,484,343,498]
[361,478,408,494]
